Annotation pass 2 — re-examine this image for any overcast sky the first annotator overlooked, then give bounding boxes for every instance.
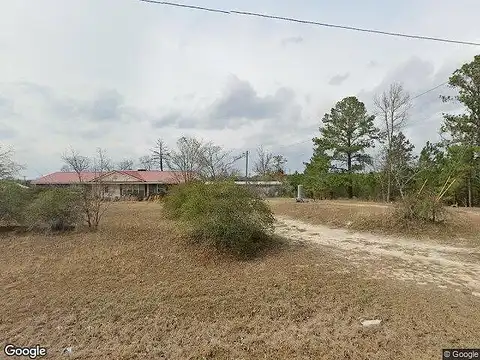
[1,0,479,178]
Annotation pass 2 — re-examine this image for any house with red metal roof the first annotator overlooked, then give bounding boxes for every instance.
[31,170,191,199]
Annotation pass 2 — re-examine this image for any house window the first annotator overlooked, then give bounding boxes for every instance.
[120,184,139,196]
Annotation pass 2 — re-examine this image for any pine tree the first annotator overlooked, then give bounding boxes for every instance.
[303,147,331,199]
[388,132,416,198]
[440,55,480,206]
[313,96,378,198]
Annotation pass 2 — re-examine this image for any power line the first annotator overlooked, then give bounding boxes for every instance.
[277,139,311,149]
[273,82,451,150]
[411,81,448,100]
[139,0,480,46]
[140,0,458,151]
[140,0,230,14]
[255,80,448,150]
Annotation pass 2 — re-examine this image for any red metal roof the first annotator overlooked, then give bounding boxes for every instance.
[31,170,188,185]
[31,172,100,184]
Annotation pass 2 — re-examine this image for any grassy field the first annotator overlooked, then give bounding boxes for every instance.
[1,202,480,359]
[268,198,480,245]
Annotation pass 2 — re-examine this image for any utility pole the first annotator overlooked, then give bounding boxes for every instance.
[245,150,249,183]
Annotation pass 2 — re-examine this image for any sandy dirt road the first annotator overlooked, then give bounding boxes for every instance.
[275,215,480,297]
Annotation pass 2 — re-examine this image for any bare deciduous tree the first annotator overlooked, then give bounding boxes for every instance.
[0,145,23,179]
[200,143,244,180]
[165,136,204,182]
[61,147,110,230]
[93,148,113,172]
[138,155,154,170]
[62,148,93,227]
[159,136,245,182]
[373,82,411,202]
[62,148,91,180]
[117,159,134,170]
[253,146,287,179]
[254,146,274,177]
[90,148,112,228]
[151,138,169,171]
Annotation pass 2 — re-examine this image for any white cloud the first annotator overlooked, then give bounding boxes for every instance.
[0,0,479,177]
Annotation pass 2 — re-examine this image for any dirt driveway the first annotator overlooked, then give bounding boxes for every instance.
[275,215,480,297]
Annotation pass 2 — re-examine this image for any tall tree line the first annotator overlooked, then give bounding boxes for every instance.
[299,55,480,206]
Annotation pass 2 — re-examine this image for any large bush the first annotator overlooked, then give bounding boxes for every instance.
[394,192,446,223]
[162,181,204,218]
[164,181,276,258]
[0,181,31,224]
[25,188,83,231]
[393,177,456,225]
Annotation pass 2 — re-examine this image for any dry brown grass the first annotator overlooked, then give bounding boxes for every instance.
[269,198,480,245]
[1,202,480,359]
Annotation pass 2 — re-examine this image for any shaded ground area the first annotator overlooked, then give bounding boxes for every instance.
[1,202,480,359]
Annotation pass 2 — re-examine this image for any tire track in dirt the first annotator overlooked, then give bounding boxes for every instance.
[275,215,480,297]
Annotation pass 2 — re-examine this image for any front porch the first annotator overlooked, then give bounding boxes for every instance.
[101,183,169,199]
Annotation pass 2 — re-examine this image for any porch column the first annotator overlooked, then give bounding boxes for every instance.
[146,184,149,197]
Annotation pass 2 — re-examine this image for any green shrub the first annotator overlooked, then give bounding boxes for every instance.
[164,181,276,258]
[162,181,204,217]
[0,181,31,224]
[25,188,83,231]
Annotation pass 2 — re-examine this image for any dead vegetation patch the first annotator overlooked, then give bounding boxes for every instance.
[1,202,480,359]
[269,198,480,245]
